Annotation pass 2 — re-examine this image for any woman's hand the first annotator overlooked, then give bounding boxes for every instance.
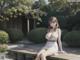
[45,32,52,40]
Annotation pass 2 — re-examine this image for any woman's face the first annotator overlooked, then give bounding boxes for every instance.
[49,20,57,28]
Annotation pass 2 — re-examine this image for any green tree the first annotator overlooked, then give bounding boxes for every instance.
[0,0,46,32]
[0,0,34,32]
[40,0,80,30]
[0,0,34,21]
[39,0,46,6]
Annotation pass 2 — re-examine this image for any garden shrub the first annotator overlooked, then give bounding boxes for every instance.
[27,28,48,44]
[7,29,24,43]
[72,25,80,31]
[0,30,9,53]
[0,44,8,53]
[61,29,68,41]
[63,31,80,47]
[0,30,9,44]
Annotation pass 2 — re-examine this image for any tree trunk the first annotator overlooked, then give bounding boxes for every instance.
[33,20,36,29]
[27,19,30,32]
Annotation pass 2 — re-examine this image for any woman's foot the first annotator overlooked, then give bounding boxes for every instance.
[54,53,59,56]
[50,52,58,56]
[58,51,67,54]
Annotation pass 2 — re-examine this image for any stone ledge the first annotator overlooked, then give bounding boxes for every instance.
[8,44,80,60]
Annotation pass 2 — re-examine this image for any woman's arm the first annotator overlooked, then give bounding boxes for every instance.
[45,32,52,40]
[57,29,63,51]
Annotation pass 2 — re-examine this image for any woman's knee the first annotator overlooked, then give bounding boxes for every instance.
[40,53,47,57]
[37,49,45,56]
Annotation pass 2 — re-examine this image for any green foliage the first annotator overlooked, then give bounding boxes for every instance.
[0,0,46,29]
[39,0,46,6]
[41,0,80,16]
[29,9,46,21]
[40,0,80,30]
[0,30,8,52]
[41,0,68,16]
[0,0,34,21]
[0,44,7,53]
[27,28,47,44]
[49,0,67,10]
[72,24,80,31]
[66,12,80,30]
[61,29,68,41]
[63,31,80,47]
[7,29,24,43]
[0,30,9,44]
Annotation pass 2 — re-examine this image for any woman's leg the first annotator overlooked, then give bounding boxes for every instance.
[40,48,58,60]
[35,49,46,60]
[40,52,47,60]
[35,43,58,60]
[44,48,58,56]
[35,54,41,60]
[35,48,58,60]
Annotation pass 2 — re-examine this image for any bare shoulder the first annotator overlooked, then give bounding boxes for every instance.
[57,28,61,32]
[57,28,62,34]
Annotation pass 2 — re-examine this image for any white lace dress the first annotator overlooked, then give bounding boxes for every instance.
[42,29,59,52]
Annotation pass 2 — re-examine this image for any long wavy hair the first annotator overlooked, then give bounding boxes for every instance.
[48,16,60,32]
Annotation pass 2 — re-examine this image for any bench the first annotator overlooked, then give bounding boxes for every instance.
[8,43,80,60]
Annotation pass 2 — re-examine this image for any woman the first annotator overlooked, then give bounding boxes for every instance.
[35,16,64,60]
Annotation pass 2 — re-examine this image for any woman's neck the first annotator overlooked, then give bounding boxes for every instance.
[49,28,56,32]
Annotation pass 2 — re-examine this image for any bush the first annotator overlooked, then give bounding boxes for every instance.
[0,30,9,44]
[27,28,47,44]
[61,29,68,41]
[7,29,24,43]
[63,31,80,47]
[0,44,8,53]
[72,25,80,31]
